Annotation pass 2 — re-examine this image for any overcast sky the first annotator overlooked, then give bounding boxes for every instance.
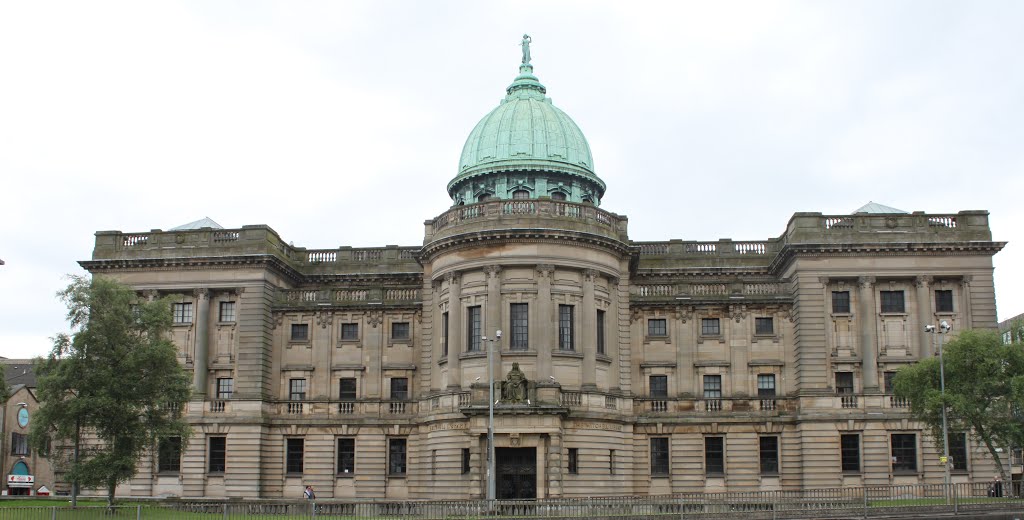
[2,1,1022,360]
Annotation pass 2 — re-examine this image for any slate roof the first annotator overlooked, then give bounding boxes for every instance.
[2,359,36,388]
[852,201,907,214]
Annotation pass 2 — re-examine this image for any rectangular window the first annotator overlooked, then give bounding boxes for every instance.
[705,436,725,475]
[510,303,529,350]
[647,318,667,337]
[651,437,669,475]
[948,433,968,472]
[157,437,181,473]
[11,432,30,456]
[462,448,471,474]
[339,378,357,400]
[891,433,917,472]
[835,372,854,394]
[701,318,720,336]
[935,290,954,313]
[290,323,309,341]
[216,378,234,399]
[390,377,409,400]
[208,436,226,473]
[219,301,236,322]
[467,306,482,352]
[609,449,615,474]
[286,438,304,474]
[757,374,776,397]
[703,375,722,399]
[391,322,410,340]
[832,291,851,313]
[337,438,355,475]
[755,317,774,335]
[441,312,449,356]
[289,378,307,401]
[650,375,668,398]
[880,290,905,313]
[596,310,606,355]
[884,371,897,394]
[568,447,579,474]
[173,302,193,324]
[841,434,861,473]
[341,323,359,340]
[389,438,407,475]
[759,436,779,474]
[559,305,575,350]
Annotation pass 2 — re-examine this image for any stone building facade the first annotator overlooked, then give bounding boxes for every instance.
[81,43,1005,499]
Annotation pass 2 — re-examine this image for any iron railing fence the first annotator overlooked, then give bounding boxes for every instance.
[0,482,1022,519]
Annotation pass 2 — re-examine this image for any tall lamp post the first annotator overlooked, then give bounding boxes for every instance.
[925,320,952,491]
[482,330,501,501]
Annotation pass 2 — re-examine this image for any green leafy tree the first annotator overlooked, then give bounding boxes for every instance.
[0,364,9,406]
[29,275,192,507]
[893,329,1024,481]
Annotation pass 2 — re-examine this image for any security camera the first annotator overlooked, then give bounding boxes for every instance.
[549,376,556,381]
[924,325,936,333]
[940,320,951,332]
[496,330,502,339]
[474,377,481,382]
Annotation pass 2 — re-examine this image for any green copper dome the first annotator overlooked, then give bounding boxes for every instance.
[448,36,605,205]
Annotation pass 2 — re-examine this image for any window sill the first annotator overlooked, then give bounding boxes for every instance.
[705,473,725,478]
[339,339,361,344]
[336,473,355,479]
[156,471,180,476]
[892,470,919,476]
[503,349,537,356]
[842,471,863,476]
[552,350,583,359]
[288,341,310,346]
[760,472,779,477]
[651,474,670,479]
[216,321,236,326]
[459,352,486,360]
[699,335,723,341]
[644,335,670,344]
[172,322,193,327]
[935,311,956,316]
[387,474,407,479]
[831,312,853,318]
[207,472,225,476]
[880,312,908,317]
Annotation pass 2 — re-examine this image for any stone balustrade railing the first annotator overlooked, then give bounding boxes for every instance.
[635,239,780,257]
[425,199,628,243]
[631,281,787,300]
[785,210,992,244]
[278,287,420,306]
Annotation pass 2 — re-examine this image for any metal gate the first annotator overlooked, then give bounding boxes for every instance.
[496,447,537,499]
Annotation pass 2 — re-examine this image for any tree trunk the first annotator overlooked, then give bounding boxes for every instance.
[106,478,117,514]
[978,427,1010,482]
[71,418,80,508]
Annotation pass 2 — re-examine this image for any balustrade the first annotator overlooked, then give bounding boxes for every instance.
[702,399,723,412]
[650,400,668,412]
[122,234,149,247]
[888,396,911,408]
[212,231,239,242]
[287,402,303,414]
[338,402,354,414]
[685,243,717,254]
[840,395,859,409]
[307,251,337,263]
[759,399,777,411]
[561,391,582,407]
[209,400,226,413]
[385,288,419,300]
[388,401,407,414]
[735,242,767,255]
[334,290,368,301]
[928,216,957,228]
[634,285,673,297]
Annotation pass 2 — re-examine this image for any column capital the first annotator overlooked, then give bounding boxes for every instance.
[961,275,973,287]
[483,265,502,278]
[582,269,599,282]
[915,276,932,288]
[445,271,461,285]
[193,288,210,300]
[536,264,555,277]
[858,276,876,289]
[142,289,159,301]
[316,311,334,329]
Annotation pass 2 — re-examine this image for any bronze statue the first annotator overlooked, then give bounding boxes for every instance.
[521,34,532,66]
[501,362,529,403]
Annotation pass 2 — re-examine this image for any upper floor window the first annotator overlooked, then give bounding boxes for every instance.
[341,323,359,340]
[467,306,482,352]
[290,324,309,342]
[173,302,193,324]
[759,436,779,475]
[289,378,307,401]
[11,432,30,456]
[551,192,567,201]
[218,301,236,322]
[512,190,530,199]
[216,378,234,399]
[757,374,776,397]
[647,318,667,337]
[703,375,722,399]
[441,312,449,356]
[755,317,774,335]
[558,305,575,351]
[832,291,851,313]
[510,303,529,350]
[462,448,471,474]
[391,322,410,340]
[935,290,954,313]
[390,378,409,401]
[880,290,905,313]
[596,310,606,355]
[883,371,897,394]
[650,375,668,398]
[339,378,357,400]
[835,372,854,394]
[701,318,720,336]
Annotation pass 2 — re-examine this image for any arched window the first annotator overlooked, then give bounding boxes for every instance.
[513,190,530,200]
[11,461,29,475]
[551,192,567,201]
[477,194,491,203]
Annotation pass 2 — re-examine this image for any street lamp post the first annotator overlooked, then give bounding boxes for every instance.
[483,330,501,501]
[925,320,953,492]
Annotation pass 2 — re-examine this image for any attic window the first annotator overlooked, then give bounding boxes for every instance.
[477,194,491,203]
[513,190,529,199]
[551,192,567,201]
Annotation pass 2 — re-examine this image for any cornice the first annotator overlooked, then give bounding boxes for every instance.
[768,241,1007,275]
[80,254,304,285]
[420,228,636,262]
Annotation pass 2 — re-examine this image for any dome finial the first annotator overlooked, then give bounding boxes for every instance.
[508,34,544,96]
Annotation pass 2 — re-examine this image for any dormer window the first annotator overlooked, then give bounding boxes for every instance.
[513,190,530,199]
[551,192,567,201]
[477,194,491,202]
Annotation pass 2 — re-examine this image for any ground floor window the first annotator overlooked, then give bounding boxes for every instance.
[891,433,917,473]
[389,438,407,475]
[705,436,725,475]
[286,438,304,474]
[759,436,779,475]
[650,438,669,475]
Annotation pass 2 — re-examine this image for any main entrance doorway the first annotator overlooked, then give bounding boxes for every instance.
[496,447,536,499]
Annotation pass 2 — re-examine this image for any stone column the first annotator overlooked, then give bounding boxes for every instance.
[675,305,694,397]
[915,276,932,358]
[608,277,622,392]
[961,275,973,327]
[313,311,333,398]
[431,280,442,391]
[857,277,879,391]
[485,265,503,381]
[536,265,555,381]
[447,272,462,389]
[581,269,598,390]
[193,288,210,397]
[365,311,383,398]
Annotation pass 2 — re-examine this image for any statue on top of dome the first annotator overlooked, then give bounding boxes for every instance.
[521,34,532,66]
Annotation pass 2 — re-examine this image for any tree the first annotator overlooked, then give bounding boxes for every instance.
[893,329,1024,481]
[29,275,192,507]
